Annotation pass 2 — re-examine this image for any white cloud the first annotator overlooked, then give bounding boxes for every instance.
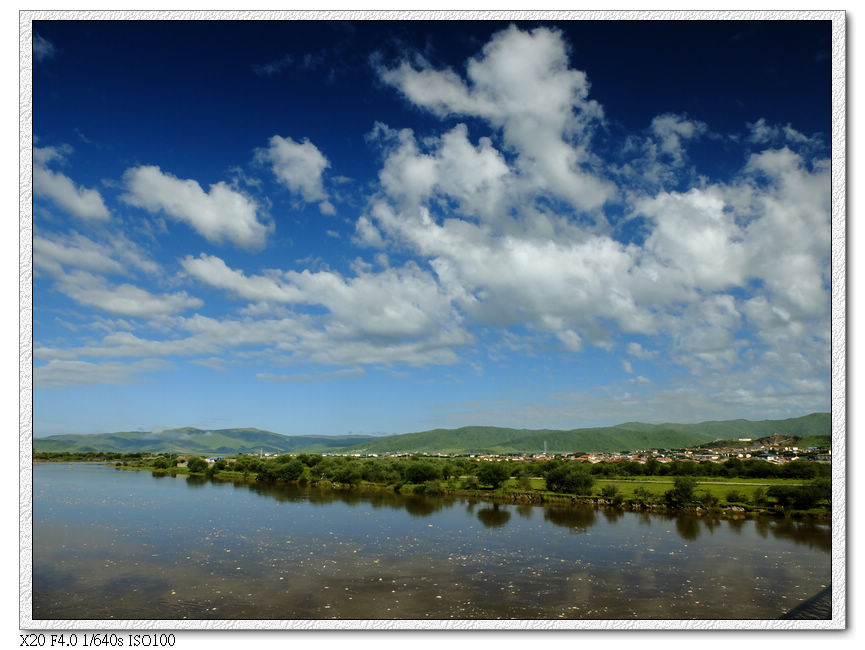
[252,53,293,76]
[122,165,272,249]
[34,147,110,221]
[34,34,56,62]
[362,99,828,388]
[53,270,203,318]
[747,118,821,147]
[379,25,614,213]
[622,359,634,374]
[257,368,365,383]
[627,342,657,360]
[257,135,334,214]
[650,113,707,166]
[34,230,159,277]
[35,358,171,389]
[182,253,467,344]
[180,254,304,303]
[636,185,747,295]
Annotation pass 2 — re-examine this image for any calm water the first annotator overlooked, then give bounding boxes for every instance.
[32,463,831,620]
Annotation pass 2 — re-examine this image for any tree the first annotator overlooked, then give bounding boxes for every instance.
[767,479,830,510]
[664,476,698,507]
[725,489,746,504]
[404,461,442,484]
[544,464,594,495]
[186,456,207,473]
[332,464,362,486]
[476,462,512,489]
[280,459,304,481]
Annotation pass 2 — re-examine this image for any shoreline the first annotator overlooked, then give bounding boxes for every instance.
[126,462,833,522]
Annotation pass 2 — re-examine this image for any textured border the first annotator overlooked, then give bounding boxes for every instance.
[19,8,847,632]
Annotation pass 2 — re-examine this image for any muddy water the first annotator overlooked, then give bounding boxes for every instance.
[32,463,831,620]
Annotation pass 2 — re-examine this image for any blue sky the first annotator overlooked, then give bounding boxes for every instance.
[31,19,833,437]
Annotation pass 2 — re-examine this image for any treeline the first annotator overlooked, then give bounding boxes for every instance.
[202,454,831,511]
[55,451,830,511]
[34,451,150,462]
[40,450,829,482]
[583,456,830,480]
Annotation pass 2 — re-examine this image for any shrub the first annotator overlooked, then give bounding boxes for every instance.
[725,489,746,503]
[405,461,442,484]
[186,456,207,473]
[545,464,595,495]
[279,459,304,481]
[332,464,362,486]
[767,479,830,510]
[421,480,444,496]
[664,476,698,507]
[476,462,512,489]
[751,487,768,506]
[600,485,620,499]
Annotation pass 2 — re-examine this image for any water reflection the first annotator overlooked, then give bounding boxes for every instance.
[185,474,208,488]
[543,506,597,532]
[476,504,511,528]
[404,496,443,517]
[601,508,625,524]
[515,505,533,519]
[675,516,701,541]
[727,518,746,535]
[33,463,832,621]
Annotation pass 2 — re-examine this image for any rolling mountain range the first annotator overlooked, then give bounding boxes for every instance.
[33,413,831,455]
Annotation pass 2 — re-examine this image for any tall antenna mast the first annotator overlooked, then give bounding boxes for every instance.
[544,440,547,455]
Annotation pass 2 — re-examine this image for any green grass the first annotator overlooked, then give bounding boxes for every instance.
[590,477,813,506]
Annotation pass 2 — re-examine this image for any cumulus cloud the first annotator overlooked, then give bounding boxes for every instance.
[53,270,203,318]
[379,25,614,212]
[35,230,159,277]
[747,117,821,147]
[363,28,829,382]
[649,113,707,166]
[180,254,304,303]
[34,146,110,221]
[627,342,658,360]
[122,165,272,249]
[182,253,468,344]
[257,135,334,214]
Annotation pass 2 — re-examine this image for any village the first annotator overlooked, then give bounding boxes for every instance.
[243,435,830,466]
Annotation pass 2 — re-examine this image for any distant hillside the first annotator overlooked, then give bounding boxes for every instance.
[333,424,717,455]
[33,413,830,455]
[334,413,830,455]
[33,427,377,455]
[633,412,832,439]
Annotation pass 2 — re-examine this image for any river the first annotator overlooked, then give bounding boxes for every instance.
[31,462,831,621]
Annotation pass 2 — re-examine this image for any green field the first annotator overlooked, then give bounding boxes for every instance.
[504,476,810,506]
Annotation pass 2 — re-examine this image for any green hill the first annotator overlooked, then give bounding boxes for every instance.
[333,424,718,455]
[33,413,830,456]
[33,427,378,455]
[334,413,830,454]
